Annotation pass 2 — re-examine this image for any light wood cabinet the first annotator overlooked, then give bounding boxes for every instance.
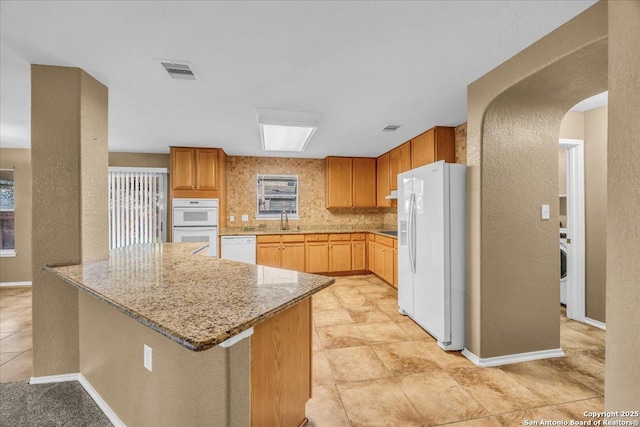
[411,126,455,168]
[328,234,352,273]
[305,234,329,273]
[389,142,412,191]
[257,235,305,271]
[352,240,366,271]
[353,158,377,207]
[251,298,311,427]
[369,234,396,287]
[376,152,391,207]
[171,147,220,191]
[325,157,376,208]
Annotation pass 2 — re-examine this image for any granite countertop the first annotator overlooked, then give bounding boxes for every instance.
[221,227,398,238]
[46,243,335,352]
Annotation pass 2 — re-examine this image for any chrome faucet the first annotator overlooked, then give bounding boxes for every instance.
[280,210,289,230]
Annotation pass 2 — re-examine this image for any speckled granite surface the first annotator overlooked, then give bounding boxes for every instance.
[46,243,335,352]
[221,227,398,237]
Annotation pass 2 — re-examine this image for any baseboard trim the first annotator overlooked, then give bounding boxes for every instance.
[462,348,565,367]
[584,317,606,330]
[30,373,79,384]
[0,281,32,287]
[29,372,125,426]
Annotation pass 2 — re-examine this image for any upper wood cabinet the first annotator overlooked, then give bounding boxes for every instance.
[325,157,376,208]
[353,158,377,207]
[389,142,412,191]
[411,126,455,168]
[171,147,220,191]
[376,153,391,207]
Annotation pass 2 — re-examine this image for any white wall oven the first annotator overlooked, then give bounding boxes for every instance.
[172,198,218,256]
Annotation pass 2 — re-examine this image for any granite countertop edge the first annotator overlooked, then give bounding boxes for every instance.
[220,229,398,238]
[46,267,335,352]
[45,244,336,352]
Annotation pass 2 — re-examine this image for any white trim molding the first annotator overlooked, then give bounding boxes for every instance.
[584,317,606,330]
[108,166,168,174]
[0,281,32,287]
[462,348,565,367]
[29,373,125,427]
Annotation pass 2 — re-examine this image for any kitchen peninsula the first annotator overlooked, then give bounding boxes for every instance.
[46,242,334,427]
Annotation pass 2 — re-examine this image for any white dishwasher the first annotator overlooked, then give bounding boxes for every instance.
[221,236,256,264]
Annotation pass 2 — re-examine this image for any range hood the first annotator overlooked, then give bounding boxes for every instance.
[385,190,398,200]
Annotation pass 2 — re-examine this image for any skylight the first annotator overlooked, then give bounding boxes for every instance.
[256,110,321,152]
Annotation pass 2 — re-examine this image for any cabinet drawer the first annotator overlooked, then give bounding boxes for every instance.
[257,235,281,243]
[282,234,305,243]
[305,234,328,242]
[329,233,351,241]
[375,235,394,247]
[351,233,366,241]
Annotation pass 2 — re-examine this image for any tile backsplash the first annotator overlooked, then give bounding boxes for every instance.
[226,156,396,231]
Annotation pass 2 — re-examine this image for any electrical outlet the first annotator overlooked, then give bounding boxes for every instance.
[229,215,235,222]
[541,205,550,220]
[144,344,152,371]
[242,214,249,222]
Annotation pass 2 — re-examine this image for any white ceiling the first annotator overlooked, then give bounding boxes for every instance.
[0,1,597,158]
[570,91,608,112]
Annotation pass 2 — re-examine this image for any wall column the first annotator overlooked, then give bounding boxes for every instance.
[31,65,108,376]
[605,0,640,411]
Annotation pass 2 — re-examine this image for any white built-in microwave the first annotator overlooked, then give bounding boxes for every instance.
[172,198,218,227]
[172,198,218,256]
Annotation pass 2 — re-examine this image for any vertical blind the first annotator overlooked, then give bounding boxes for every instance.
[108,168,167,250]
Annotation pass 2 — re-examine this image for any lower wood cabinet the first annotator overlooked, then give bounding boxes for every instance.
[305,234,329,273]
[251,298,311,426]
[352,240,366,271]
[329,234,351,272]
[257,235,305,271]
[370,234,396,287]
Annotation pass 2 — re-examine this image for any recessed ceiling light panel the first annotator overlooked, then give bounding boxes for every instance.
[157,59,200,81]
[256,110,321,152]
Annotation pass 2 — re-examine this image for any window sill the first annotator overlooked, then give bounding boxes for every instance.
[255,215,300,220]
[0,250,17,258]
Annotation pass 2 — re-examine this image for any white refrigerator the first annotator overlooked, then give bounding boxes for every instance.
[397,161,466,351]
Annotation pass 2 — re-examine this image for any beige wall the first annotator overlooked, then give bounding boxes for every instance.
[226,156,395,230]
[606,0,640,411]
[465,1,608,358]
[0,148,31,282]
[31,65,109,376]
[79,292,250,427]
[559,111,585,140]
[584,106,607,323]
[109,152,170,169]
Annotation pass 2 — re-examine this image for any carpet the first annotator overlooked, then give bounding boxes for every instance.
[0,380,112,426]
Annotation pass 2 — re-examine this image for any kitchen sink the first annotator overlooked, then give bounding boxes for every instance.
[379,230,397,237]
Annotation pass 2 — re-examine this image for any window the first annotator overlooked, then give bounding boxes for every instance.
[0,169,15,257]
[256,174,299,219]
[109,168,168,249]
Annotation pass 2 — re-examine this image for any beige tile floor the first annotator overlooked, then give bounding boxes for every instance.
[306,275,605,427]
[0,286,32,382]
[0,279,605,427]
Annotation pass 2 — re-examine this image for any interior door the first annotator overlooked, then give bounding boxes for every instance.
[412,162,448,343]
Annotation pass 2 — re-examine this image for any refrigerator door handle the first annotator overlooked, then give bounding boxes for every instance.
[408,193,417,274]
[411,193,417,273]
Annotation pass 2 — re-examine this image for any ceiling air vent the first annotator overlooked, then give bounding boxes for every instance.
[381,124,401,132]
[159,60,199,81]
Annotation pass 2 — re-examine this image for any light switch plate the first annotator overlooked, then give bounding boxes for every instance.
[242,214,249,222]
[541,205,550,220]
[229,215,235,222]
